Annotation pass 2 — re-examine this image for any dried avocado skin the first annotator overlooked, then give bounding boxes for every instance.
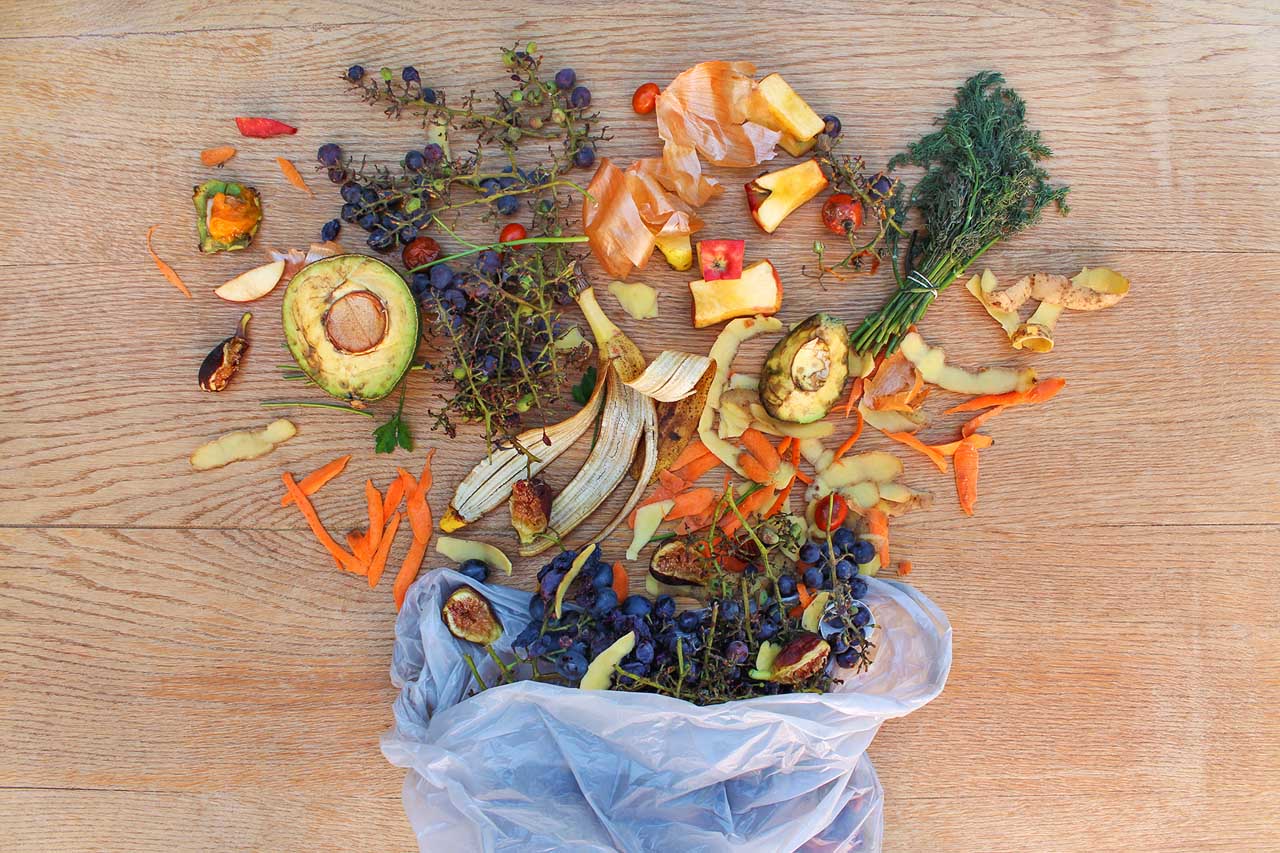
[193,179,262,253]
[761,313,849,424]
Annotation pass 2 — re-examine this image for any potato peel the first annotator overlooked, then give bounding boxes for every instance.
[189,419,296,471]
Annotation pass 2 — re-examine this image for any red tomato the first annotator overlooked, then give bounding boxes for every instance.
[821,194,864,235]
[632,82,660,115]
[813,493,849,532]
[499,223,527,247]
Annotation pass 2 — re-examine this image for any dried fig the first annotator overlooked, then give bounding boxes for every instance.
[198,312,251,392]
[441,586,503,645]
[649,539,709,587]
[769,633,830,684]
[509,478,553,545]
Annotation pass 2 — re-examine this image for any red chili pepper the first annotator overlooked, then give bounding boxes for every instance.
[234,116,297,138]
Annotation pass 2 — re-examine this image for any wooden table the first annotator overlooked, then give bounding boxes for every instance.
[2,2,1277,850]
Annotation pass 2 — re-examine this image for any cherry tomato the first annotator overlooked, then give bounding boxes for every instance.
[821,193,863,235]
[813,493,849,532]
[499,222,527,247]
[632,82,660,115]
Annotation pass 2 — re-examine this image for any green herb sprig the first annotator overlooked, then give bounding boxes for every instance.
[373,386,414,454]
[851,71,1070,354]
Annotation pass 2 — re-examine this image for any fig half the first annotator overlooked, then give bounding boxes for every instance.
[441,587,503,645]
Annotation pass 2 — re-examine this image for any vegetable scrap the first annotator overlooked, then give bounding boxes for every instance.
[200,145,237,167]
[967,267,1130,352]
[275,157,315,197]
[235,116,297,137]
[145,225,192,298]
[190,419,295,471]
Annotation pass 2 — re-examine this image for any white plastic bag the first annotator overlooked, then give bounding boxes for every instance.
[383,568,952,852]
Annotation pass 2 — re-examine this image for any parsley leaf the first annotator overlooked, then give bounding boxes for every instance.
[570,365,597,406]
[373,386,413,454]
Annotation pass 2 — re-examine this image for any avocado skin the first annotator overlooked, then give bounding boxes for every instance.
[193,179,261,253]
[760,313,849,424]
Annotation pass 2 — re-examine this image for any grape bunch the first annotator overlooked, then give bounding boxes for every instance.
[512,528,877,704]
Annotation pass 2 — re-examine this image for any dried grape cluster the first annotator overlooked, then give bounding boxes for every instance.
[319,44,609,446]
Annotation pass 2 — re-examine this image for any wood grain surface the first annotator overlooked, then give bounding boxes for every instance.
[1,2,1277,851]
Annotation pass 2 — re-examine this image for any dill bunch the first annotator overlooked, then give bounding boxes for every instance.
[851,71,1070,354]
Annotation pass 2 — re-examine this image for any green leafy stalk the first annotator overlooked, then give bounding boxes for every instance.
[851,71,1070,354]
[373,385,414,453]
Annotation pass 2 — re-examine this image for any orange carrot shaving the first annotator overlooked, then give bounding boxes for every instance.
[722,554,747,573]
[944,378,1066,414]
[719,486,775,536]
[145,225,192,298]
[764,477,795,518]
[275,157,315,197]
[931,433,994,457]
[671,451,720,484]
[789,581,813,617]
[611,562,629,602]
[664,487,718,521]
[842,376,865,418]
[382,474,407,518]
[865,508,890,566]
[738,452,775,485]
[898,560,913,577]
[740,428,781,473]
[776,435,794,455]
[962,405,1006,438]
[833,408,866,461]
[406,488,431,543]
[658,469,689,494]
[883,431,949,473]
[367,513,402,589]
[200,145,237,166]
[281,472,363,574]
[346,530,369,563]
[954,438,981,516]
[394,536,429,611]
[281,454,351,506]
[676,511,714,536]
[365,480,384,557]
[669,440,711,471]
[414,449,436,498]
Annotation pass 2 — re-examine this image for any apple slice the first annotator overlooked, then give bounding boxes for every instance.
[689,260,782,329]
[778,132,816,158]
[214,259,286,302]
[750,73,825,142]
[654,233,694,271]
[697,239,745,281]
[745,159,828,234]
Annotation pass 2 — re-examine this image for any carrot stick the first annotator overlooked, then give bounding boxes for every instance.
[406,490,431,543]
[669,440,711,471]
[394,535,429,611]
[382,474,406,518]
[842,377,864,418]
[740,428,781,473]
[611,561,629,602]
[664,487,718,521]
[145,225,192,298]
[898,560,913,577]
[954,439,981,516]
[275,157,315,197]
[200,145,237,166]
[883,431,949,473]
[281,472,363,574]
[833,409,865,461]
[367,512,402,589]
[962,405,1006,437]
[671,452,720,484]
[281,454,351,506]
[345,530,368,563]
[865,508,890,566]
[415,449,436,498]
[776,436,794,456]
[944,378,1066,414]
[365,480,384,557]
[738,453,775,485]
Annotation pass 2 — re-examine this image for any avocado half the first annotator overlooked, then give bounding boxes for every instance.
[760,313,849,423]
[282,254,419,406]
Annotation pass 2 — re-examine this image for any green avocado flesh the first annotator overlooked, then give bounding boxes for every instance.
[760,313,849,424]
[282,254,419,405]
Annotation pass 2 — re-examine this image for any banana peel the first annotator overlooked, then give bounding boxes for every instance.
[631,359,716,482]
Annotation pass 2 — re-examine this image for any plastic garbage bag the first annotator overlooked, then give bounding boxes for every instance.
[383,568,951,852]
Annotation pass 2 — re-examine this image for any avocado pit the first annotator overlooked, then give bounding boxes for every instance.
[325,290,388,354]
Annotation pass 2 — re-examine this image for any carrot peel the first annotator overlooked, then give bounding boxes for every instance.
[276,157,315,197]
[367,513,402,589]
[145,225,192,298]
[281,454,351,506]
[281,472,363,574]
